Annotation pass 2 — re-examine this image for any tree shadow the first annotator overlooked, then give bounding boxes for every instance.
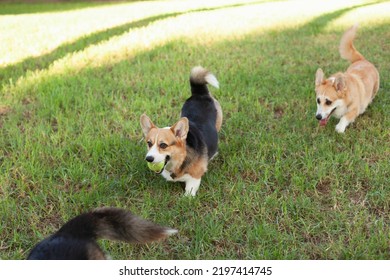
[0,0,269,86]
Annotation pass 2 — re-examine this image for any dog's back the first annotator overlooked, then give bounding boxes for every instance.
[27,207,177,260]
[181,66,221,159]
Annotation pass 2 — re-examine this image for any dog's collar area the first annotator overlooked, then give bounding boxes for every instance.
[168,157,189,179]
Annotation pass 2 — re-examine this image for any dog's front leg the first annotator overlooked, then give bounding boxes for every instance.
[184,177,201,196]
[336,108,358,133]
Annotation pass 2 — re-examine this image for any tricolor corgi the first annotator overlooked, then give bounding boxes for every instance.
[315,24,380,133]
[140,66,222,196]
[27,207,177,260]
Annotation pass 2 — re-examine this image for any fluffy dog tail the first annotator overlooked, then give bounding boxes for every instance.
[339,23,365,63]
[27,207,176,259]
[57,207,177,243]
[190,66,219,96]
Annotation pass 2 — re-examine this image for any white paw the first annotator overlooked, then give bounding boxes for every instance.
[335,124,346,133]
[184,177,200,197]
[184,190,196,197]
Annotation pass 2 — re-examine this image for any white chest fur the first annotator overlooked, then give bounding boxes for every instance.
[161,169,191,182]
[161,170,201,196]
[333,100,348,119]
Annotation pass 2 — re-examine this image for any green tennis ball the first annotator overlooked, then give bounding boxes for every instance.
[147,161,165,173]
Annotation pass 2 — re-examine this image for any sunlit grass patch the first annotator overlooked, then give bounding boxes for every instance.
[0,0,259,67]
[3,0,390,101]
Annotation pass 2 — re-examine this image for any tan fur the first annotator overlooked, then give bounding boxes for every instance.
[172,148,207,179]
[213,97,223,132]
[315,24,380,133]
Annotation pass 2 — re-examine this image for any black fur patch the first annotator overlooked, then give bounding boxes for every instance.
[181,94,218,159]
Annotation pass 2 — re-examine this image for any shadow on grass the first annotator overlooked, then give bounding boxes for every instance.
[0,0,269,85]
[0,1,121,15]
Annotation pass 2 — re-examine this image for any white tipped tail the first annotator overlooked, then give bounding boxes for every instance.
[190,66,219,89]
[164,229,179,236]
[205,72,219,89]
[90,207,177,243]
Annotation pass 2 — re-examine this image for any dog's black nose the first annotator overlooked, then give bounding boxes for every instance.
[145,156,154,163]
[316,114,322,120]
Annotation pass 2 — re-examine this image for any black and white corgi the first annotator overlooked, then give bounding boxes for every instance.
[140,66,222,196]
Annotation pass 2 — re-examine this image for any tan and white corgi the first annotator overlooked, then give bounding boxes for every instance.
[140,66,222,196]
[315,24,380,133]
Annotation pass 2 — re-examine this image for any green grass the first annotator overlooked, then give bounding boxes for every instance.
[0,0,389,260]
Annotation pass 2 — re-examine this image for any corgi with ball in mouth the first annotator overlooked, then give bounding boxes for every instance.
[140,66,222,196]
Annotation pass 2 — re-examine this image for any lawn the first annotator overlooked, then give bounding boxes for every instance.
[0,0,389,260]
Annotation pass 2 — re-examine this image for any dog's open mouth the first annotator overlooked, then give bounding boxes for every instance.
[146,156,170,174]
[160,156,170,174]
[319,108,336,126]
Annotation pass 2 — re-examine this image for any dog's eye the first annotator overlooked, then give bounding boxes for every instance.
[147,141,153,148]
[325,100,332,105]
[317,98,320,104]
[159,143,168,149]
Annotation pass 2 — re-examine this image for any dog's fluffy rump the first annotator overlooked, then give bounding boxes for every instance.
[315,24,380,133]
[27,207,177,260]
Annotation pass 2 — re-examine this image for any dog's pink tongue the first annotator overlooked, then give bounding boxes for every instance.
[319,117,329,126]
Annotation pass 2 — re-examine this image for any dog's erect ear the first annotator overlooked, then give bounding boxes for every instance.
[140,114,155,137]
[315,68,325,86]
[171,117,189,140]
[334,74,346,93]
